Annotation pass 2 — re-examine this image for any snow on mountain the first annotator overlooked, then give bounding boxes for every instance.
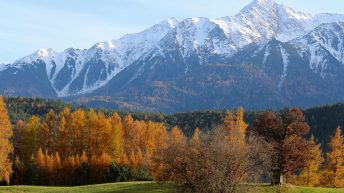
[290,22,344,78]
[0,63,9,72]
[91,17,179,67]
[4,0,344,97]
[172,17,236,59]
[278,45,290,89]
[212,0,344,46]
[159,0,344,60]
[9,18,178,97]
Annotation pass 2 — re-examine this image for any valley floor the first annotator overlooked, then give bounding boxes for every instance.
[0,182,344,193]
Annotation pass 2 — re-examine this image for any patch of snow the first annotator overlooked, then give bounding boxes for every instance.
[308,44,328,78]
[263,45,271,65]
[278,45,289,89]
[0,64,8,71]
[290,22,344,78]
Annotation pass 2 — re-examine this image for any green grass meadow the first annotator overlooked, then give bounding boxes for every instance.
[1,181,344,193]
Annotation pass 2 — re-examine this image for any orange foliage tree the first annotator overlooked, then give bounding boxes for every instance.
[322,127,344,187]
[0,96,13,184]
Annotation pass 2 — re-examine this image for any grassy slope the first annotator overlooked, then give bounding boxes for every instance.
[0,182,172,193]
[1,182,344,193]
[251,184,344,193]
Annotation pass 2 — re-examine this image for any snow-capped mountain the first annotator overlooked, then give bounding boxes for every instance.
[291,22,344,78]
[3,18,178,97]
[1,0,344,112]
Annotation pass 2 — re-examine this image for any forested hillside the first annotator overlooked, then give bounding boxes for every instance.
[2,96,344,189]
[4,97,344,149]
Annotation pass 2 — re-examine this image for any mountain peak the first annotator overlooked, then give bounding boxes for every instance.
[162,17,179,28]
[35,48,56,58]
[13,48,56,65]
[243,0,278,12]
[254,0,276,5]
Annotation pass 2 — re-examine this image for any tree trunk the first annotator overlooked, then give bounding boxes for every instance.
[306,165,310,187]
[271,170,283,185]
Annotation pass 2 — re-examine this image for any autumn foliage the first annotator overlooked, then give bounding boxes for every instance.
[0,96,13,184]
[9,107,178,185]
[1,96,344,189]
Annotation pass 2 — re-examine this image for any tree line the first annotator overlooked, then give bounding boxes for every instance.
[6,96,344,151]
[155,108,344,192]
[2,96,188,185]
[0,96,344,191]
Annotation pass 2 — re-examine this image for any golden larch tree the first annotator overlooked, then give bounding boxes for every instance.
[0,96,13,184]
[39,110,58,153]
[223,107,247,144]
[236,107,248,140]
[22,116,40,161]
[322,127,344,187]
[56,108,70,159]
[12,120,25,160]
[297,136,324,187]
[122,114,134,154]
[169,127,186,146]
[110,112,124,161]
[189,127,200,149]
[129,151,138,169]
[66,109,86,156]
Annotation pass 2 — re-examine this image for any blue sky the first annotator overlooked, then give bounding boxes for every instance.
[1,0,344,64]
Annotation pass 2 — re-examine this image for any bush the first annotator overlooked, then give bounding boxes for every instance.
[131,168,153,181]
[155,127,271,193]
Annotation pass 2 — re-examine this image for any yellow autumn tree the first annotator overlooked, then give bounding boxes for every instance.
[110,112,124,161]
[66,109,86,156]
[153,123,168,152]
[22,116,40,161]
[79,151,88,164]
[35,147,45,168]
[223,107,247,144]
[39,110,58,153]
[96,112,112,156]
[136,149,144,167]
[122,114,134,154]
[145,121,156,159]
[56,108,70,158]
[0,96,13,184]
[322,127,344,187]
[236,107,247,140]
[297,136,324,187]
[85,109,97,155]
[189,127,200,149]
[129,151,138,169]
[12,120,25,160]
[223,111,236,135]
[132,120,146,153]
[169,127,186,146]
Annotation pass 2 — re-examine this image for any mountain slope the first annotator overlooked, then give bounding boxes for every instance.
[1,19,178,97]
[85,22,344,112]
[1,0,344,112]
